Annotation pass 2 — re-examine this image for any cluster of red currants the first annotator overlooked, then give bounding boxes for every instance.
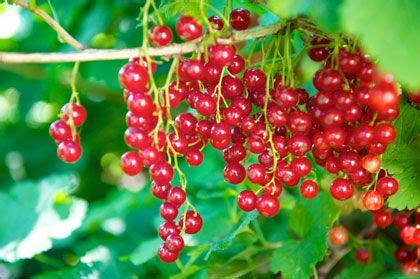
[328,209,419,275]
[49,103,87,163]
[307,39,401,211]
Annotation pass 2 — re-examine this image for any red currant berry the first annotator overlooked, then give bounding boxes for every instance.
[150,162,174,183]
[243,68,267,92]
[373,209,392,229]
[362,190,384,211]
[256,194,280,218]
[180,210,203,234]
[229,8,251,30]
[119,63,148,92]
[158,244,178,263]
[160,202,178,221]
[167,187,186,207]
[328,226,349,246]
[237,190,257,212]
[149,25,173,47]
[224,163,246,184]
[176,16,202,41]
[60,103,87,127]
[330,178,354,200]
[355,248,371,264]
[158,221,180,240]
[49,120,72,141]
[185,149,203,166]
[164,234,184,253]
[361,154,381,173]
[300,180,319,199]
[247,164,267,185]
[121,151,143,175]
[208,15,224,30]
[228,55,245,74]
[151,181,171,200]
[57,141,82,163]
[376,177,398,197]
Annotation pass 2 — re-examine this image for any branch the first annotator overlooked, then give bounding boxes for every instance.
[10,0,85,50]
[0,21,288,64]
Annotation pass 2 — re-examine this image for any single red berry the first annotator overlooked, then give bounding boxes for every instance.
[127,93,155,116]
[373,123,397,144]
[243,68,267,92]
[49,120,72,141]
[362,190,384,211]
[124,127,152,150]
[229,8,251,30]
[150,162,174,183]
[376,177,398,197]
[330,178,354,200]
[263,181,283,197]
[224,163,246,184]
[237,190,257,212]
[287,135,311,157]
[160,202,178,221]
[208,15,224,30]
[275,165,300,187]
[180,210,203,234]
[119,63,148,92]
[256,194,280,218]
[228,55,245,74]
[185,149,203,166]
[288,111,312,135]
[328,226,349,246]
[394,213,411,230]
[151,181,171,200]
[400,226,419,246]
[247,164,267,185]
[395,247,414,263]
[158,244,178,263]
[247,135,265,154]
[121,151,143,175]
[57,141,82,163]
[373,209,392,229]
[158,221,180,240]
[313,69,344,92]
[60,103,87,127]
[300,180,319,199]
[208,44,236,68]
[176,16,202,41]
[291,157,311,177]
[195,94,217,116]
[164,234,184,253]
[149,25,173,47]
[221,76,244,99]
[355,248,371,264]
[361,154,381,173]
[167,187,186,207]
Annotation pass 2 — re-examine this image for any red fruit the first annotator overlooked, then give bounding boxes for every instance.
[263,181,283,197]
[362,190,384,211]
[208,44,236,68]
[208,15,224,30]
[183,59,205,80]
[160,202,178,221]
[179,210,203,234]
[300,180,319,199]
[176,16,202,41]
[140,146,165,167]
[229,8,251,30]
[222,76,244,99]
[256,194,280,217]
[247,135,265,154]
[185,149,203,166]
[175,112,198,136]
[164,234,184,253]
[167,187,186,207]
[247,164,266,185]
[158,221,180,240]
[373,123,396,144]
[288,111,312,135]
[224,163,246,184]
[291,157,311,177]
[338,50,361,75]
[223,144,246,163]
[287,135,311,157]
[49,120,72,141]
[373,209,392,229]
[325,156,340,174]
[228,55,245,74]
[403,261,420,276]
[127,93,155,116]
[400,226,419,246]
[275,165,300,187]
[273,86,298,108]
[313,69,344,92]
[369,85,400,113]
[361,154,381,173]
[124,127,151,150]
[158,244,178,263]
[355,248,371,264]
[395,247,414,263]
[376,177,398,197]
[330,178,354,200]
[151,181,171,200]
[195,94,216,116]
[119,63,148,92]
[149,25,173,47]
[150,162,174,183]
[243,68,267,91]
[394,213,411,230]
[60,103,87,127]
[237,190,257,212]
[121,151,143,175]
[57,141,82,163]
[338,150,361,174]
[328,226,349,246]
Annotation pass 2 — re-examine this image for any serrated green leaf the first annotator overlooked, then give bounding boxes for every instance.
[270,225,328,278]
[341,0,420,89]
[336,262,386,279]
[382,102,420,210]
[0,174,87,262]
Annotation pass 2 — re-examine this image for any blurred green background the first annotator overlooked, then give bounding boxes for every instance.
[0,0,418,278]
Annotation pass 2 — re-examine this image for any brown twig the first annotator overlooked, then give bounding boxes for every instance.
[10,0,85,50]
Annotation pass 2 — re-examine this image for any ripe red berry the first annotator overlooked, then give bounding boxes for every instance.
[224,163,246,184]
[313,69,344,92]
[247,164,267,185]
[158,221,180,240]
[167,187,186,207]
[119,63,148,92]
[180,210,203,234]
[151,181,171,200]
[395,247,414,263]
[208,15,224,30]
[373,123,397,144]
[228,55,245,74]
[57,140,82,163]
[149,25,173,47]
[243,68,267,92]
[208,44,236,68]
[150,162,174,183]
[394,213,411,230]
[256,194,280,218]
[373,209,392,229]
[229,8,251,30]
[328,226,349,246]
[60,103,87,127]
[160,202,178,221]
[362,190,384,211]
[376,177,398,197]
[164,234,184,253]
[158,244,178,263]
[237,190,257,212]
[49,120,72,141]
[300,180,319,199]
[330,178,354,200]
[121,151,143,175]
[361,154,381,173]
[355,248,371,264]
[176,16,202,41]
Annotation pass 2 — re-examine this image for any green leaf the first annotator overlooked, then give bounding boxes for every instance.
[0,174,87,262]
[341,0,420,89]
[270,225,328,278]
[382,102,420,210]
[204,211,258,259]
[336,262,386,279]
[130,238,161,265]
[266,0,344,32]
